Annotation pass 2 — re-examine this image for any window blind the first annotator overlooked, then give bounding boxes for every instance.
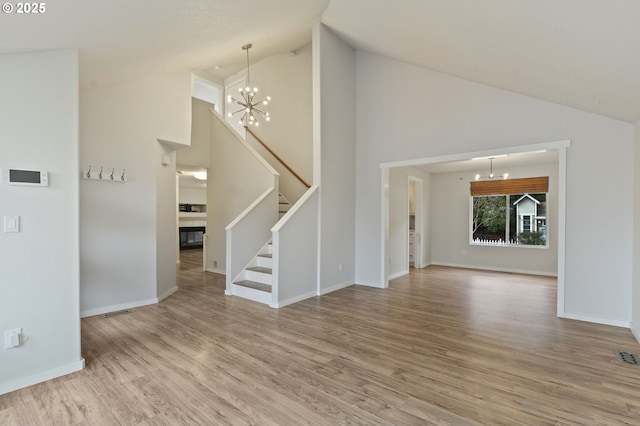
[470,176,548,196]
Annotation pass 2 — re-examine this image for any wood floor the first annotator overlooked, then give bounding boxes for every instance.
[2,251,640,425]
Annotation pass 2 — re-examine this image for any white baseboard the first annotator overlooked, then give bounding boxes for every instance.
[355,280,386,289]
[388,270,409,280]
[0,358,85,396]
[158,286,178,302]
[206,267,226,275]
[559,312,630,328]
[271,290,317,308]
[630,322,640,344]
[318,281,354,296]
[80,298,158,318]
[430,261,558,277]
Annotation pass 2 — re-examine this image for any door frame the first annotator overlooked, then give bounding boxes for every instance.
[380,139,570,318]
[408,175,424,269]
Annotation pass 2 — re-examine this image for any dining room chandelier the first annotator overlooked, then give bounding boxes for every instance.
[475,157,508,181]
[227,43,271,126]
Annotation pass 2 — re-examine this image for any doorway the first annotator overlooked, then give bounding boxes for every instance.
[381,140,569,317]
[408,176,424,269]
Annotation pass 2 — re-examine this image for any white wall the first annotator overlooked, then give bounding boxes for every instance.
[430,163,558,275]
[633,119,640,339]
[177,98,212,168]
[225,44,313,203]
[0,50,83,394]
[314,24,357,293]
[80,73,191,316]
[178,186,207,205]
[355,52,634,324]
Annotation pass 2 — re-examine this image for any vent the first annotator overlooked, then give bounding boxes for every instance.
[614,350,639,366]
[102,309,131,318]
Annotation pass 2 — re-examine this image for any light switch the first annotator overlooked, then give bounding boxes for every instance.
[3,216,20,233]
[4,328,21,349]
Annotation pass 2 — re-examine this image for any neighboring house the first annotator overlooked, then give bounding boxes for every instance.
[512,194,546,240]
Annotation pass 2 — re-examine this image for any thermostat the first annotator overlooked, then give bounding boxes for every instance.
[2,168,48,186]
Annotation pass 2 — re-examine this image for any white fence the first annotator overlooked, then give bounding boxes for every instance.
[473,238,518,246]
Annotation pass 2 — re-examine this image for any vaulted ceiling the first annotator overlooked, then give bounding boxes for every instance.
[2,0,639,122]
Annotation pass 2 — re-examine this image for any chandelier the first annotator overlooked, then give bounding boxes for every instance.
[475,157,508,181]
[227,43,271,127]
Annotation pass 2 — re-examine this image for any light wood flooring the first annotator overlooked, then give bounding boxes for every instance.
[2,251,640,424]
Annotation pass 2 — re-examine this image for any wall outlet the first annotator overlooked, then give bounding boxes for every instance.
[338,263,343,272]
[4,328,21,349]
[213,260,218,269]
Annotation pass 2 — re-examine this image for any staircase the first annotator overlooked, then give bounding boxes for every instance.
[227,194,290,307]
[230,241,273,305]
[279,193,292,218]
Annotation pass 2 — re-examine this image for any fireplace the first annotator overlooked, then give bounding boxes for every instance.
[179,226,205,250]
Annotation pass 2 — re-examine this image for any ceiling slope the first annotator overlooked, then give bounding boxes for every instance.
[322,0,640,123]
[0,0,329,88]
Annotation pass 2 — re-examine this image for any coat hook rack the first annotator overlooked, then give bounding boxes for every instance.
[82,166,127,182]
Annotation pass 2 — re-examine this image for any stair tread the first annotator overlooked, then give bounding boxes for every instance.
[246,266,272,274]
[257,253,272,258]
[234,280,271,293]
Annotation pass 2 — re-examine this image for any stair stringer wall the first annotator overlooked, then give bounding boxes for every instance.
[206,109,279,274]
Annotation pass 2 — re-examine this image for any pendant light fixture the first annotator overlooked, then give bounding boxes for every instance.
[475,157,508,181]
[227,43,271,126]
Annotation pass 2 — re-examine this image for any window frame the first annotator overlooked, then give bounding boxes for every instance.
[469,192,549,249]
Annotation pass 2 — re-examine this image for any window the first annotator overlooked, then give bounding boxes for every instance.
[471,193,547,247]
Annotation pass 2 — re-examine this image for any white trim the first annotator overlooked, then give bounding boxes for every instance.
[380,140,571,169]
[225,187,275,230]
[312,23,322,295]
[381,167,390,288]
[205,267,226,275]
[270,290,317,308]
[354,280,386,289]
[80,298,158,318]
[430,261,558,277]
[408,175,424,270]
[630,322,640,344]
[272,186,319,231]
[559,312,630,329]
[556,147,568,317]
[158,286,178,302]
[230,284,272,305]
[388,270,409,280]
[0,359,85,396]
[319,281,354,296]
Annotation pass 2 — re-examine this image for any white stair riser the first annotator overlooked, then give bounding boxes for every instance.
[256,256,272,268]
[231,284,271,305]
[245,270,272,285]
[265,244,273,255]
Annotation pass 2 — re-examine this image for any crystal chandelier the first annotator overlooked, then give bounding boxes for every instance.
[227,43,271,127]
